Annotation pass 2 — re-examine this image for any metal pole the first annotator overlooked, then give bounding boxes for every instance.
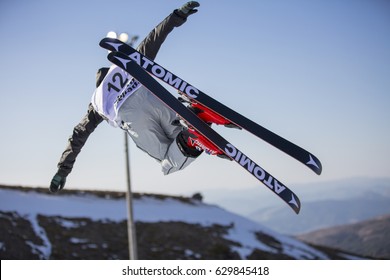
[125,132,138,259]
[124,35,139,260]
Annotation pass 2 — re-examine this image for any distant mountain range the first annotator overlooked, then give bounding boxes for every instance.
[204,177,390,235]
[296,214,390,259]
[249,194,390,235]
[0,185,371,260]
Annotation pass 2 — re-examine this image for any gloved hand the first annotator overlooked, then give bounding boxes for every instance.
[176,1,200,17]
[50,172,66,193]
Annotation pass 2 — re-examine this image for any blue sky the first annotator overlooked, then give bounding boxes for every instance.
[0,0,389,203]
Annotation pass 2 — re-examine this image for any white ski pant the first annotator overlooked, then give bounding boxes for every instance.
[118,87,196,175]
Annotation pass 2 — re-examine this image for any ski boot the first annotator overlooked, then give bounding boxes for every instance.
[175,94,233,160]
[176,126,231,159]
[178,93,241,129]
[188,102,241,129]
[176,126,221,156]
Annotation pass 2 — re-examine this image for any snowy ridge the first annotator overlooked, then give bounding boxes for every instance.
[1,188,329,259]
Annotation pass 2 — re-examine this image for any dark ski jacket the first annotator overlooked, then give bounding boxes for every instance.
[56,10,188,177]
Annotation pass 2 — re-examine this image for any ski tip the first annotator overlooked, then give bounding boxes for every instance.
[107,51,133,70]
[99,37,123,53]
[99,36,119,45]
[306,154,322,175]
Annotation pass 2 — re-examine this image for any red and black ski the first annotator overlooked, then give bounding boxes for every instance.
[107,51,301,214]
[100,37,322,176]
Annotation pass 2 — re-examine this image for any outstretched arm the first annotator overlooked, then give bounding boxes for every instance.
[137,1,200,60]
[50,2,200,192]
[50,103,103,192]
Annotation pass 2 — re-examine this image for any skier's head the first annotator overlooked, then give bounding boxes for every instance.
[95,67,109,87]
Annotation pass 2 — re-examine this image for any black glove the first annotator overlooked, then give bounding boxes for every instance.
[50,173,66,193]
[176,1,200,17]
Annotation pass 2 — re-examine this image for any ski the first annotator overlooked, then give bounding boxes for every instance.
[107,51,301,214]
[99,38,322,176]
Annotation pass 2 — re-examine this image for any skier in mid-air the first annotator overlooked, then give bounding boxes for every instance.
[50,1,224,193]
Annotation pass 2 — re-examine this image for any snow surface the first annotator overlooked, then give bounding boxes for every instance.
[0,188,330,259]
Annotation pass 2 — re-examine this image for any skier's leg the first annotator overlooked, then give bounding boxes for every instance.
[161,139,197,175]
[118,88,199,174]
[118,89,171,161]
[151,93,202,174]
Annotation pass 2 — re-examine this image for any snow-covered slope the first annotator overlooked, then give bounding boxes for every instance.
[0,187,361,260]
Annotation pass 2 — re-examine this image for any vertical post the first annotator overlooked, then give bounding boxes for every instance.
[123,34,139,260]
[124,133,138,260]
